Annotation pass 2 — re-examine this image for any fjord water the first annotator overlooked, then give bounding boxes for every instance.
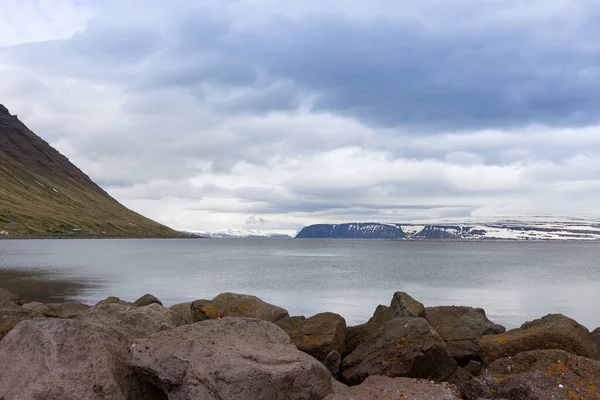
[1,239,599,329]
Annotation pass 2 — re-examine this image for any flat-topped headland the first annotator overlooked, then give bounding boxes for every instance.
[1,288,599,399]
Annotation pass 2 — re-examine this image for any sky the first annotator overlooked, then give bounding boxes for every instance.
[1,0,600,232]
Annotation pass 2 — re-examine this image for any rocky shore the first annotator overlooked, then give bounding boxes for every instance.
[1,288,599,399]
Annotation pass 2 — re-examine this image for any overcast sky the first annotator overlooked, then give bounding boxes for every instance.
[2,0,600,232]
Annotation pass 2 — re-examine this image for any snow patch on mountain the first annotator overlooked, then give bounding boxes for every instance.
[185,229,296,238]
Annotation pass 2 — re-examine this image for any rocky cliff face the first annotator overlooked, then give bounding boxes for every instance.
[0,104,181,236]
[296,223,405,239]
[296,220,600,240]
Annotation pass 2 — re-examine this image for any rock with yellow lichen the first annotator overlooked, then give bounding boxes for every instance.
[479,314,600,364]
[276,312,346,362]
[424,305,505,365]
[461,349,600,400]
[191,292,289,323]
[345,291,425,356]
[341,317,458,385]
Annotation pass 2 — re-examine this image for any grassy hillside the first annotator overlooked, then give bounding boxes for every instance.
[0,104,182,237]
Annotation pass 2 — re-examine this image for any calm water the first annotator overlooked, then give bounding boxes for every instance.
[0,239,599,330]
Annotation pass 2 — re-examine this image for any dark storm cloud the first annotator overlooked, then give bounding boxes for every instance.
[6,2,600,131]
[131,8,600,131]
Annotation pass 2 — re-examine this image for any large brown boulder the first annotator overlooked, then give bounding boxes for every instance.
[21,301,55,316]
[51,302,91,318]
[341,317,458,385]
[169,302,194,324]
[128,317,333,400]
[96,296,132,306]
[462,349,600,400]
[592,327,600,348]
[479,314,600,364]
[424,306,505,364]
[325,375,460,400]
[276,312,346,362]
[133,294,163,307]
[0,318,166,400]
[0,288,21,305]
[78,303,184,338]
[191,292,289,322]
[0,300,41,340]
[345,292,425,355]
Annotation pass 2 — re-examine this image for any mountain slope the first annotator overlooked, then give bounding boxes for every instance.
[0,104,181,237]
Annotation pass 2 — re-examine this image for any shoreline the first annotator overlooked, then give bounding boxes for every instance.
[1,288,599,399]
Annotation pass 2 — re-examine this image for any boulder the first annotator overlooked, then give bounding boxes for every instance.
[191,292,289,323]
[169,302,194,324]
[1,300,41,340]
[128,317,333,400]
[96,296,132,306]
[189,298,212,322]
[21,301,56,316]
[133,293,163,307]
[325,375,460,400]
[78,303,184,338]
[424,306,505,364]
[479,314,600,364]
[0,318,166,400]
[51,302,92,318]
[446,367,474,391]
[276,312,346,361]
[330,379,347,394]
[464,360,483,376]
[0,288,21,305]
[345,292,425,355]
[462,349,600,400]
[592,327,600,348]
[324,350,342,376]
[341,317,458,385]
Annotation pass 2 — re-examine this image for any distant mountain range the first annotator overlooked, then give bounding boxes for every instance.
[0,104,181,237]
[185,229,296,239]
[295,219,600,240]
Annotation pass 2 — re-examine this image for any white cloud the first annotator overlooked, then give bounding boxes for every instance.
[1,0,600,231]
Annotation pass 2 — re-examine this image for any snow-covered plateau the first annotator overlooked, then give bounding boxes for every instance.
[295,217,600,240]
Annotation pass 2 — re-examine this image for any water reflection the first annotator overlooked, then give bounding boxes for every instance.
[0,268,102,304]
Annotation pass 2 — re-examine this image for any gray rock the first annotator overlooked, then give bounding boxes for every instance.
[78,303,184,338]
[330,378,347,394]
[276,312,346,362]
[479,314,600,364]
[51,302,91,318]
[191,292,289,323]
[592,327,600,348]
[462,349,600,400]
[128,317,333,400]
[325,375,460,400]
[464,360,483,376]
[169,302,194,324]
[0,318,165,400]
[96,296,132,306]
[0,288,21,305]
[345,292,425,355]
[0,300,42,340]
[424,306,505,364]
[341,317,458,385]
[324,350,342,376]
[446,367,474,391]
[133,293,163,307]
[21,301,55,316]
